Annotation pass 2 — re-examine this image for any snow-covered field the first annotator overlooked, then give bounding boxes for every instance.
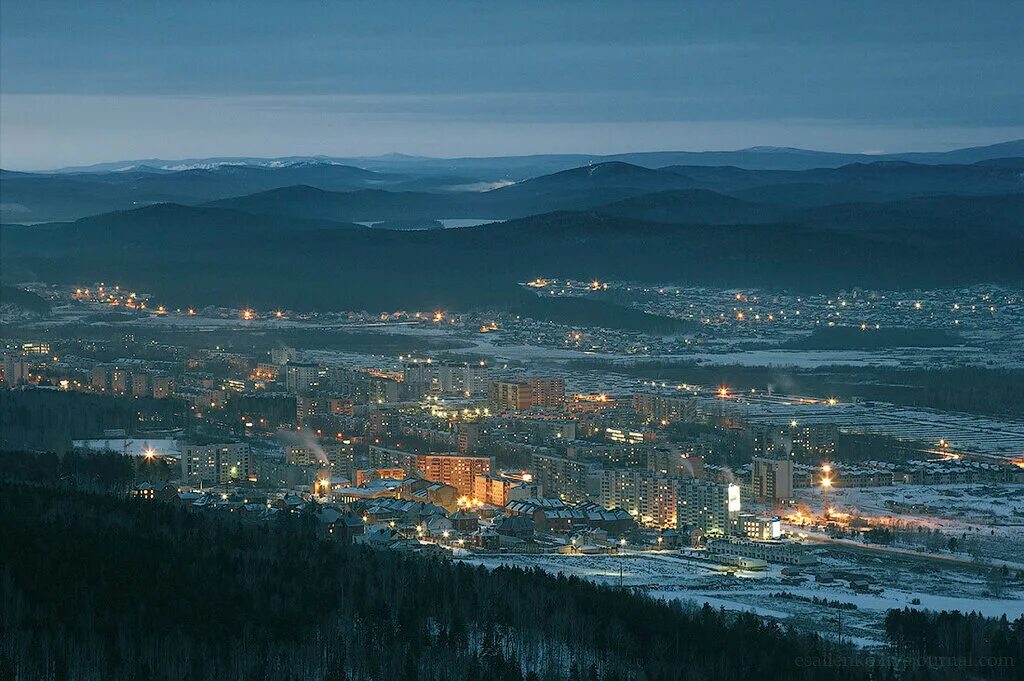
[459,548,1024,648]
[800,484,1024,529]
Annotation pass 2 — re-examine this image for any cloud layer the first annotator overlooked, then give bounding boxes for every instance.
[2,1,1022,168]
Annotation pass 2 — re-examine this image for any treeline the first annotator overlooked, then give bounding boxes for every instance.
[0,479,883,681]
[778,327,963,351]
[885,609,1023,678]
[0,389,189,453]
[0,449,136,492]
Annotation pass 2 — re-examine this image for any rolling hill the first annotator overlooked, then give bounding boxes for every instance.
[0,162,476,223]
[4,200,1022,313]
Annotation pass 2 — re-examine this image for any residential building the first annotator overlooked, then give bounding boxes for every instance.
[751,456,794,502]
[180,442,254,484]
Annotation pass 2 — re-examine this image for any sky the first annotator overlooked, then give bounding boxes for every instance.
[1,1,1022,170]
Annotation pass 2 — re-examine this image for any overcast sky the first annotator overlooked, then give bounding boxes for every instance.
[2,1,1022,169]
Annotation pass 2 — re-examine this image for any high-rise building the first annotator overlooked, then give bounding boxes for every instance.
[295,394,326,424]
[152,376,175,399]
[597,469,739,534]
[490,380,533,412]
[457,422,481,453]
[472,474,536,507]
[647,445,705,479]
[527,377,566,407]
[271,347,297,366]
[676,479,741,536]
[91,366,111,392]
[131,372,152,399]
[489,377,565,412]
[438,362,483,395]
[2,353,30,387]
[529,451,599,504]
[110,368,131,395]
[751,456,794,502]
[180,442,254,484]
[633,392,698,424]
[791,423,838,460]
[285,361,321,394]
[402,361,436,398]
[368,446,492,497]
[21,342,51,356]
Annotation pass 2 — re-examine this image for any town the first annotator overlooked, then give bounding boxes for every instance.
[4,280,1023,648]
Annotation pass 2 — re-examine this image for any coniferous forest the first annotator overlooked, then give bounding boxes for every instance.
[0,455,1021,681]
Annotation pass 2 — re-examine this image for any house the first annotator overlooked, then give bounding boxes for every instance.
[657,529,681,548]
[450,510,480,533]
[321,510,364,541]
[493,514,535,539]
[569,527,612,552]
[537,507,587,533]
[131,481,178,502]
[175,491,203,505]
[423,514,453,537]
[400,478,458,512]
[271,493,306,512]
[362,498,448,527]
[356,525,400,548]
[577,503,634,534]
[473,527,500,550]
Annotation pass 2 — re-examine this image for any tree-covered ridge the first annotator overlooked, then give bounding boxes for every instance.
[1,457,1021,680]
[0,479,866,681]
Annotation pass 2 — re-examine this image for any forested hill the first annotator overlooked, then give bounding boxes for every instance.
[0,478,865,681]
[2,459,1022,680]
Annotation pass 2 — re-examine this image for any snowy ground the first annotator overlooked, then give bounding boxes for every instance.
[796,484,1024,564]
[459,546,1024,648]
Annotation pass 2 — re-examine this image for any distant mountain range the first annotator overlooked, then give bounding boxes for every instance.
[41,139,1024,175]
[0,162,477,223]
[3,141,1023,312]
[5,152,1021,224]
[202,159,1024,224]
